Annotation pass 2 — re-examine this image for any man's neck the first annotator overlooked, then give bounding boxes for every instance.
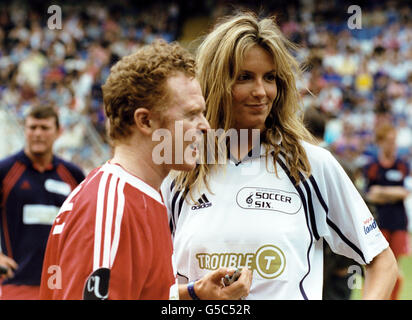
[378,152,396,167]
[24,149,53,172]
[111,143,166,191]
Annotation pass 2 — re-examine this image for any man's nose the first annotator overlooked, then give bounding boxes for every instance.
[198,114,210,133]
[32,127,44,135]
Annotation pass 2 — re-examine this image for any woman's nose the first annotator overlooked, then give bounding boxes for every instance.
[251,79,266,98]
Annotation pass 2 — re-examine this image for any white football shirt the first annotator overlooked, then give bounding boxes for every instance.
[161,142,389,300]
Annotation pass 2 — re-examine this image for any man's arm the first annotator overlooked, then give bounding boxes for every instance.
[0,162,19,281]
[366,185,410,204]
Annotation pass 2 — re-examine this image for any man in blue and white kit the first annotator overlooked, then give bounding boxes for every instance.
[0,105,85,299]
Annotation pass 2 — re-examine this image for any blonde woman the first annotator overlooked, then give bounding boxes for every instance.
[162,12,397,300]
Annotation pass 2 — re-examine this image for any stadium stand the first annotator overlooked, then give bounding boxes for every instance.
[1,0,411,173]
[0,0,183,172]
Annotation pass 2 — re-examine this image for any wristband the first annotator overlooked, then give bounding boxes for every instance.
[187,281,200,300]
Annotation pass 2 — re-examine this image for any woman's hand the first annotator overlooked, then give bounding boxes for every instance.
[0,253,18,280]
[179,267,253,300]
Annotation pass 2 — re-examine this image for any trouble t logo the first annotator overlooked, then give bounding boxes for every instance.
[196,244,286,279]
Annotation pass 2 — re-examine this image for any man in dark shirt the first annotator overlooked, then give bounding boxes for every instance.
[0,105,85,299]
[364,123,410,300]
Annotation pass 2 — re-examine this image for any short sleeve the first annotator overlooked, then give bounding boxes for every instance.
[310,149,389,265]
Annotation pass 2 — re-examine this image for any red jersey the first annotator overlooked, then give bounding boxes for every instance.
[39,162,175,300]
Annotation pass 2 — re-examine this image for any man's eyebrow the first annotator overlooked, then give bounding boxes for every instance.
[186,105,205,114]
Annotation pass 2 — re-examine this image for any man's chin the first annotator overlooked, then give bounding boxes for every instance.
[26,148,49,157]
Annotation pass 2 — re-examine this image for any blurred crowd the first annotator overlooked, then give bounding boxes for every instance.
[0,0,181,172]
[0,0,412,179]
[291,0,412,181]
[212,0,412,186]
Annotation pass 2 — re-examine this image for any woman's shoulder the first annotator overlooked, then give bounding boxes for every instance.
[299,140,340,172]
[301,140,334,160]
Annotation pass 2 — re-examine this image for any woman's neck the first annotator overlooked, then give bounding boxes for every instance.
[229,128,261,161]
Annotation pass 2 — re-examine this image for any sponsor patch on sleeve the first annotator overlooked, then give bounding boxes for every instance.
[83,268,110,300]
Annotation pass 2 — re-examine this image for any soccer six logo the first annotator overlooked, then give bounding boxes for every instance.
[236,187,301,214]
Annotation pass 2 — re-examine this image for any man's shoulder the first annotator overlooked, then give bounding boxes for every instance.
[0,150,25,176]
[54,155,86,181]
[0,150,23,164]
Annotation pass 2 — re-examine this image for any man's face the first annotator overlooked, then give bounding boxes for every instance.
[379,130,397,158]
[24,116,60,157]
[153,73,210,171]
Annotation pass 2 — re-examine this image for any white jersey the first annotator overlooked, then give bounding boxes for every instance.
[161,142,389,300]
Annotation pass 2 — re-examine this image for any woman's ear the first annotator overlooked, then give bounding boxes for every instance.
[134,108,153,136]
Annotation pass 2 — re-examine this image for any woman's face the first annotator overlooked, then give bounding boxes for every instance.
[231,45,278,131]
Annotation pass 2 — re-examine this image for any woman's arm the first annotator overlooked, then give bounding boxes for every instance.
[362,247,398,299]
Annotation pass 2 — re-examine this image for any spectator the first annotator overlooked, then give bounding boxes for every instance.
[0,104,85,299]
[364,123,410,300]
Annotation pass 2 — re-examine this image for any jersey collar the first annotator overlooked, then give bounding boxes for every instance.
[18,150,57,172]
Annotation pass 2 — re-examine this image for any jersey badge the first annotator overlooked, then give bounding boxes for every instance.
[20,180,31,190]
[236,187,301,214]
[45,179,71,196]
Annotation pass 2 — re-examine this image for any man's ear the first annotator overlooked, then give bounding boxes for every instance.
[134,108,153,136]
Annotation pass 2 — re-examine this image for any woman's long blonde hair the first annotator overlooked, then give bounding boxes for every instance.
[173,11,314,198]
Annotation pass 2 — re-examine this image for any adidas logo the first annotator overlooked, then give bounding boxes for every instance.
[191,194,212,210]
